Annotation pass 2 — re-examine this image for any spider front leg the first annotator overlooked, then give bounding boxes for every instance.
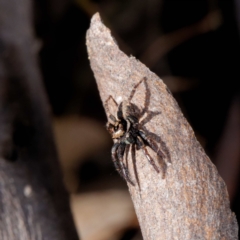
[111,142,135,185]
[104,95,118,113]
[105,95,121,124]
[136,136,160,173]
[111,142,123,174]
[118,143,135,185]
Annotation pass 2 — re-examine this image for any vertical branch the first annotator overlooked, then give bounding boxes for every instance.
[86,13,238,240]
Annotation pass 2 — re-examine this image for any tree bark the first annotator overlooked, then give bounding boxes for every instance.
[86,13,238,240]
[0,0,79,239]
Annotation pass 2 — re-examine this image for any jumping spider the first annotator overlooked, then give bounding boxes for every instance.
[105,77,166,185]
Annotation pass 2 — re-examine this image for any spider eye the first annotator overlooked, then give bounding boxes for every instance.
[114,126,118,131]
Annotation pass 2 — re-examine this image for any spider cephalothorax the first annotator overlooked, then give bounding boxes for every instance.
[105,77,166,185]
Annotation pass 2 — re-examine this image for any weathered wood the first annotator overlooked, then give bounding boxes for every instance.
[86,13,238,240]
[0,0,79,239]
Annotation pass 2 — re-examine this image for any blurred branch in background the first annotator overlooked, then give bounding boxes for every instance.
[215,96,240,201]
[75,0,98,16]
[0,0,79,239]
[140,10,222,69]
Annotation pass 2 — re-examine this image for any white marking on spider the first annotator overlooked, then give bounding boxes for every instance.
[116,96,123,104]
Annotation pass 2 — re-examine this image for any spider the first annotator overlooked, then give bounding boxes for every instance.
[105,77,166,185]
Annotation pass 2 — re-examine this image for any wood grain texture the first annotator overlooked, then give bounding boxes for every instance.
[0,0,79,239]
[86,13,238,240]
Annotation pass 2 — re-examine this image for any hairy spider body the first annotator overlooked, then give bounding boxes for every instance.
[105,77,165,185]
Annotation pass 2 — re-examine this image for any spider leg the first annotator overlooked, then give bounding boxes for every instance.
[111,142,124,176]
[128,77,151,119]
[117,102,123,120]
[139,130,165,159]
[105,95,118,117]
[109,114,117,122]
[105,95,118,108]
[107,114,119,127]
[140,77,150,117]
[129,77,146,101]
[139,111,161,128]
[111,142,134,185]
[117,143,135,185]
[136,136,160,173]
[131,144,141,188]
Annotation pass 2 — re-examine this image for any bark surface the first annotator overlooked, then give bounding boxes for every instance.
[86,13,238,240]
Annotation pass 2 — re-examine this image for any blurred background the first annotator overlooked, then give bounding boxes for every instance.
[33,0,240,239]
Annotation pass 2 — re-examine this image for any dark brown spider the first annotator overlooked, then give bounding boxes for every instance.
[105,77,166,185]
